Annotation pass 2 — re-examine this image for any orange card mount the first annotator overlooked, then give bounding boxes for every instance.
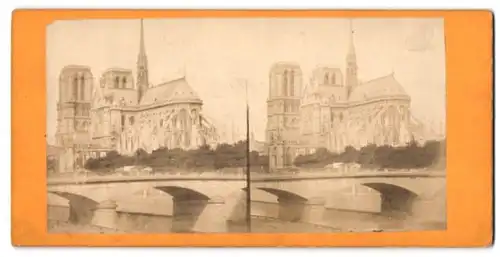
[11,9,493,247]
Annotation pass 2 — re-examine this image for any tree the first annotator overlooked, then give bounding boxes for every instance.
[134,148,149,165]
[105,150,120,160]
[293,148,335,168]
[84,158,101,170]
[191,145,215,168]
[373,145,392,169]
[358,144,377,167]
[340,146,359,163]
[293,139,447,170]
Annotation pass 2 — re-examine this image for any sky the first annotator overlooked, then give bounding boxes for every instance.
[46,18,445,144]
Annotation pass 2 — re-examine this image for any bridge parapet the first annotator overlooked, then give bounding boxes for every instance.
[252,170,445,181]
[48,168,445,185]
[48,172,246,185]
[47,167,446,232]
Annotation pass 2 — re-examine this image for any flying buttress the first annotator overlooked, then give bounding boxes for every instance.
[408,113,437,142]
[144,108,183,151]
[160,110,220,150]
[198,115,220,146]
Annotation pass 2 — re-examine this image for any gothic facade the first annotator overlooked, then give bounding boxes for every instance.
[266,21,417,170]
[55,19,219,172]
[298,72,413,155]
[266,63,303,170]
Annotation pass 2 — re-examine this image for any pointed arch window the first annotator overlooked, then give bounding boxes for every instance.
[331,73,336,85]
[115,76,120,88]
[79,75,85,101]
[285,147,292,166]
[72,76,78,101]
[179,109,187,129]
[324,73,329,85]
[121,115,125,131]
[122,77,127,89]
[290,70,295,96]
[283,70,288,96]
[172,116,177,129]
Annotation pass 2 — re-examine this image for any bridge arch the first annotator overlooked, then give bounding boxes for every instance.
[48,191,99,225]
[255,187,323,223]
[361,182,418,216]
[153,185,229,232]
[155,186,211,201]
[256,187,308,203]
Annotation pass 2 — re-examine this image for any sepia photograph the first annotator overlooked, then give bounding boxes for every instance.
[45,17,447,234]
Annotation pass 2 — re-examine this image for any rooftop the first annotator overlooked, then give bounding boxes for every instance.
[348,73,410,103]
[140,77,202,106]
[103,67,133,74]
[61,65,91,71]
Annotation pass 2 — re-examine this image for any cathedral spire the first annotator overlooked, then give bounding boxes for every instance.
[139,19,146,57]
[137,19,149,103]
[345,19,358,94]
[347,19,356,57]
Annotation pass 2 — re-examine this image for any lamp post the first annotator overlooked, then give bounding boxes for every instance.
[72,133,77,174]
[242,80,251,233]
[72,93,79,174]
[230,79,252,233]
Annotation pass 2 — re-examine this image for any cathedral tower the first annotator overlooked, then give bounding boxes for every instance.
[345,19,358,96]
[136,19,149,103]
[266,63,303,171]
[56,65,93,147]
[55,65,93,172]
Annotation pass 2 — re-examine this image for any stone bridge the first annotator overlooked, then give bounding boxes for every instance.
[47,170,446,232]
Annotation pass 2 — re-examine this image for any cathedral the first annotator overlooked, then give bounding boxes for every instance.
[55,19,219,173]
[266,21,430,171]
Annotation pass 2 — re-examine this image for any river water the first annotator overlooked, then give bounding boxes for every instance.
[48,208,445,234]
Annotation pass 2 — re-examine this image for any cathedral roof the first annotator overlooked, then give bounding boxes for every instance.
[312,66,342,73]
[348,74,409,103]
[269,62,302,74]
[140,77,202,105]
[61,65,92,72]
[60,65,93,77]
[103,67,133,74]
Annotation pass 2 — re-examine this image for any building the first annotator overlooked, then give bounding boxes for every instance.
[266,63,303,170]
[266,20,436,171]
[55,19,219,173]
